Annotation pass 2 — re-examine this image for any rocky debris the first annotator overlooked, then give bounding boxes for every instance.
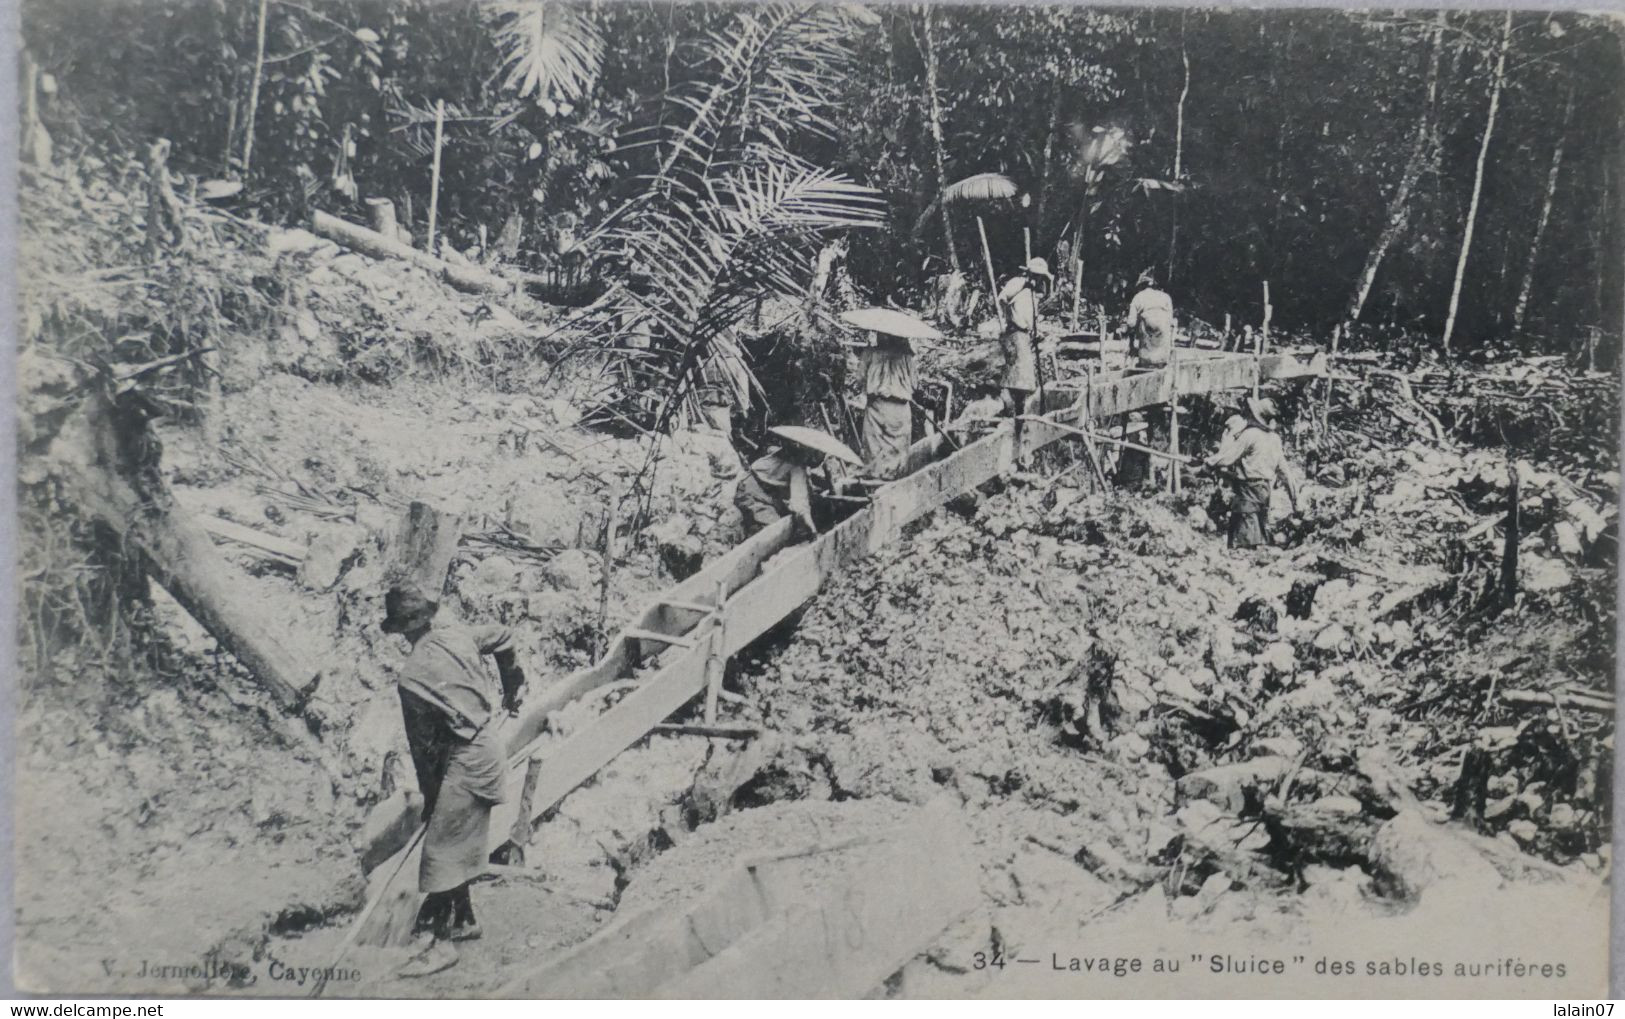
[298,524,366,592]
[541,548,598,591]
[1177,757,1294,813]
[1370,810,1504,900]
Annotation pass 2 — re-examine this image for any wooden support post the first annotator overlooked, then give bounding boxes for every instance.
[509,755,544,849]
[1223,313,1232,351]
[976,216,998,299]
[1322,323,1341,434]
[1168,346,1181,495]
[426,99,446,256]
[594,487,618,659]
[1018,416,1193,465]
[703,580,726,724]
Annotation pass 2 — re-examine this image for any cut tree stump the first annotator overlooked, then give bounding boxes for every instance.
[385,500,462,599]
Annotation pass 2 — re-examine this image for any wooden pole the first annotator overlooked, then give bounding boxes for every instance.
[594,487,617,659]
[976,216,998,298]
[427,99,446,256]
[1016,416,1193,464]
[1168,344,1181,494]
[309,210,512,294]
[240,0,269,176]
[1071,230,1085,331]
[703,580,726,725]
[1255,281,1271,399]
[1321,323,1341,434]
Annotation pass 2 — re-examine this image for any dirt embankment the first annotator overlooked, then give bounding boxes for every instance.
[14,174,753,993]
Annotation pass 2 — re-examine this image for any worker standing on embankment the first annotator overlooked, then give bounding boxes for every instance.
[1118,269,1176,490]
[860,329,917,480]
[383,581,525,976]
[1202,395,1300,550]
[997,257,1052,468]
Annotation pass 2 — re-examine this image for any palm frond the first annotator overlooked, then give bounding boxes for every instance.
[491,1,603,102]
[609,163,884,429]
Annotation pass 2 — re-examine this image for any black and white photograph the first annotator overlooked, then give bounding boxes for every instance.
[10,0,1621,999]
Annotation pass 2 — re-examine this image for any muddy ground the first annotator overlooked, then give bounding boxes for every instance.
[15,168,1616,996]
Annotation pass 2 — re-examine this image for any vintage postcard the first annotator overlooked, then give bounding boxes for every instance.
[11,0,1617,998]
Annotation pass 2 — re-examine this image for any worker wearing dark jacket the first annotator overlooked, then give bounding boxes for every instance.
[1204,396,1300,549]
[383,582,524,975]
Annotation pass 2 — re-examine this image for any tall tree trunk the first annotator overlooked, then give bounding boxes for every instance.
[1167,12,1189,280]
[1512,85,1574,332]
[1442,10,1513,353]
[240,0,269,176]
[920,7,960,274]
[1034,78,1062,235]
[1347,11,1444,323]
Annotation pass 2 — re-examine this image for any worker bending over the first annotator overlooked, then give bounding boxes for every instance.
[734,443,825,537]
[1204,396,1300,549]
[383,581,525,976]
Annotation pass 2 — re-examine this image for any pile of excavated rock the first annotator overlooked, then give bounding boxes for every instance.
[737,430,1611,932]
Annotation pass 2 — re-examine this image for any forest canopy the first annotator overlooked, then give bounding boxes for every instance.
[20,0,1625,354]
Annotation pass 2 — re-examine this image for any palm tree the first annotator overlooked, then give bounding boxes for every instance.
[587,2,888,432]
[491,0,604,103]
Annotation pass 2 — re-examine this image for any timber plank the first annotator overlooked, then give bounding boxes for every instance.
[653,802,982,998]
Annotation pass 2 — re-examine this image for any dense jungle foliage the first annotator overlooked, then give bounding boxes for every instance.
[20,1,1624,359]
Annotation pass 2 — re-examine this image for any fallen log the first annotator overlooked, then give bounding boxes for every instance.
[47,386,320,709]
[310,210,513,296]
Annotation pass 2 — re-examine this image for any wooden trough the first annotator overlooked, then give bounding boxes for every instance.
[499,800,982,998]
[341,348,1326,957]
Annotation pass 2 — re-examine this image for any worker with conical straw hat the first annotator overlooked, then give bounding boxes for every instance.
[1202,395,1300,550]
[732,426,861,538]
